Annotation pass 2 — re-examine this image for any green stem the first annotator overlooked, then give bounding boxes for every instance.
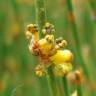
[85,2,96,68]
[46,67,55,96]
[65,0,90,79]
[63,77,70,96]
[77,84,83,96]
[47,66,60,96]
[35,1,58,96]
[35,0,47,37]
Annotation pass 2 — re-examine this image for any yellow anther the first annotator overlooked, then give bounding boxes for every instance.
[35,65,46,77]
[50,49,73,65]
[45,22,50,28]
[56,37,67,48]
[27,24,34,31]
[42,22,55,35]
[26,24,39,41]
[38,35,54,56]
[27,24,38,34]
[45,34,54,43]
[62,49,73,62]
[36,70,46,77]
[54,63,72,76]
[42,29,46,35]
[25,31,32,40]
[59,40,67,47]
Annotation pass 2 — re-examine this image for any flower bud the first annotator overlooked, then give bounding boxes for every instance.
[25,31,32,40]
[51,50,73,64]
[27,24,38,33]
[42,22,55,35]
[35,65,46,77]
[54,63,72,77]
[75,70,83,85]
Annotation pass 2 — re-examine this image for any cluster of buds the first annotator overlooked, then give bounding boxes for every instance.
[25,22,73,77]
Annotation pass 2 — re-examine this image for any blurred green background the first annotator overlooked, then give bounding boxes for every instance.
[0,0,96,96]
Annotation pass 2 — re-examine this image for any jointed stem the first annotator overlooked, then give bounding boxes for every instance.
[65,0,90,79]
[46,67,56,96]
[77,84,83,96]
[35,0,47,37]
[63,77,70,96]
[35,0,58,96]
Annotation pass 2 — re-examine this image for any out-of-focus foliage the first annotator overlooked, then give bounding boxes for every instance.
[0,0,96,96]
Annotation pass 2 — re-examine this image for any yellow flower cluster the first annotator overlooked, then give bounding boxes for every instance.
[25,22,74,77]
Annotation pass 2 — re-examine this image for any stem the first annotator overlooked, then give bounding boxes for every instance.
[46,67,56,96]
[77,84,83,96]
[35,0,47,37]
[35,1,58,96]
[46,76,54,96]
[65,0,90,79]
[63,77,70,96]
[84,2,96,68]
